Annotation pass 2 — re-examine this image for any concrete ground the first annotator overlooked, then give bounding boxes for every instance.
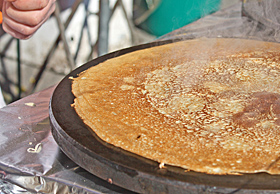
[0,0,239,104]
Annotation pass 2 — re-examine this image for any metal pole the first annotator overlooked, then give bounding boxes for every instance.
[17,39,21,100]
[54,2,75,69]
[97,0,110,56]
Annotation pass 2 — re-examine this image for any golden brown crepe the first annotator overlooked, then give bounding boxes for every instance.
[72,38,280,175]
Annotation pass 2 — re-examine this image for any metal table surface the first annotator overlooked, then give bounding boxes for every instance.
[1,2,280,193]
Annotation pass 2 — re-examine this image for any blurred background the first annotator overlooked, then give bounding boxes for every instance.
[0,0,239,104]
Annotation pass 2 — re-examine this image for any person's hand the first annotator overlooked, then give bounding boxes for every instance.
[1,0,56,39]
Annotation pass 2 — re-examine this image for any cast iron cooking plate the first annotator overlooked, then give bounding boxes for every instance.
[50,38,280,193]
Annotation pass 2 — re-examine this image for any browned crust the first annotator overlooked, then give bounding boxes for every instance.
[72,38,280,175]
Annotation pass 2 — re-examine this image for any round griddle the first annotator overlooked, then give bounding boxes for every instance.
[50,39,280,193]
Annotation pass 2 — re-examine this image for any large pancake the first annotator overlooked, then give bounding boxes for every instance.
[72,38,280,175]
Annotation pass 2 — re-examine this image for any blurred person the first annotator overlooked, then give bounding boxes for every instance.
[0,0,56,108]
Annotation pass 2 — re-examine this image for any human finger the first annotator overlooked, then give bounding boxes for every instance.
[2,1,55,39]
[5,0,54,26]
[10,0,50,11]
[2,21,32,39]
